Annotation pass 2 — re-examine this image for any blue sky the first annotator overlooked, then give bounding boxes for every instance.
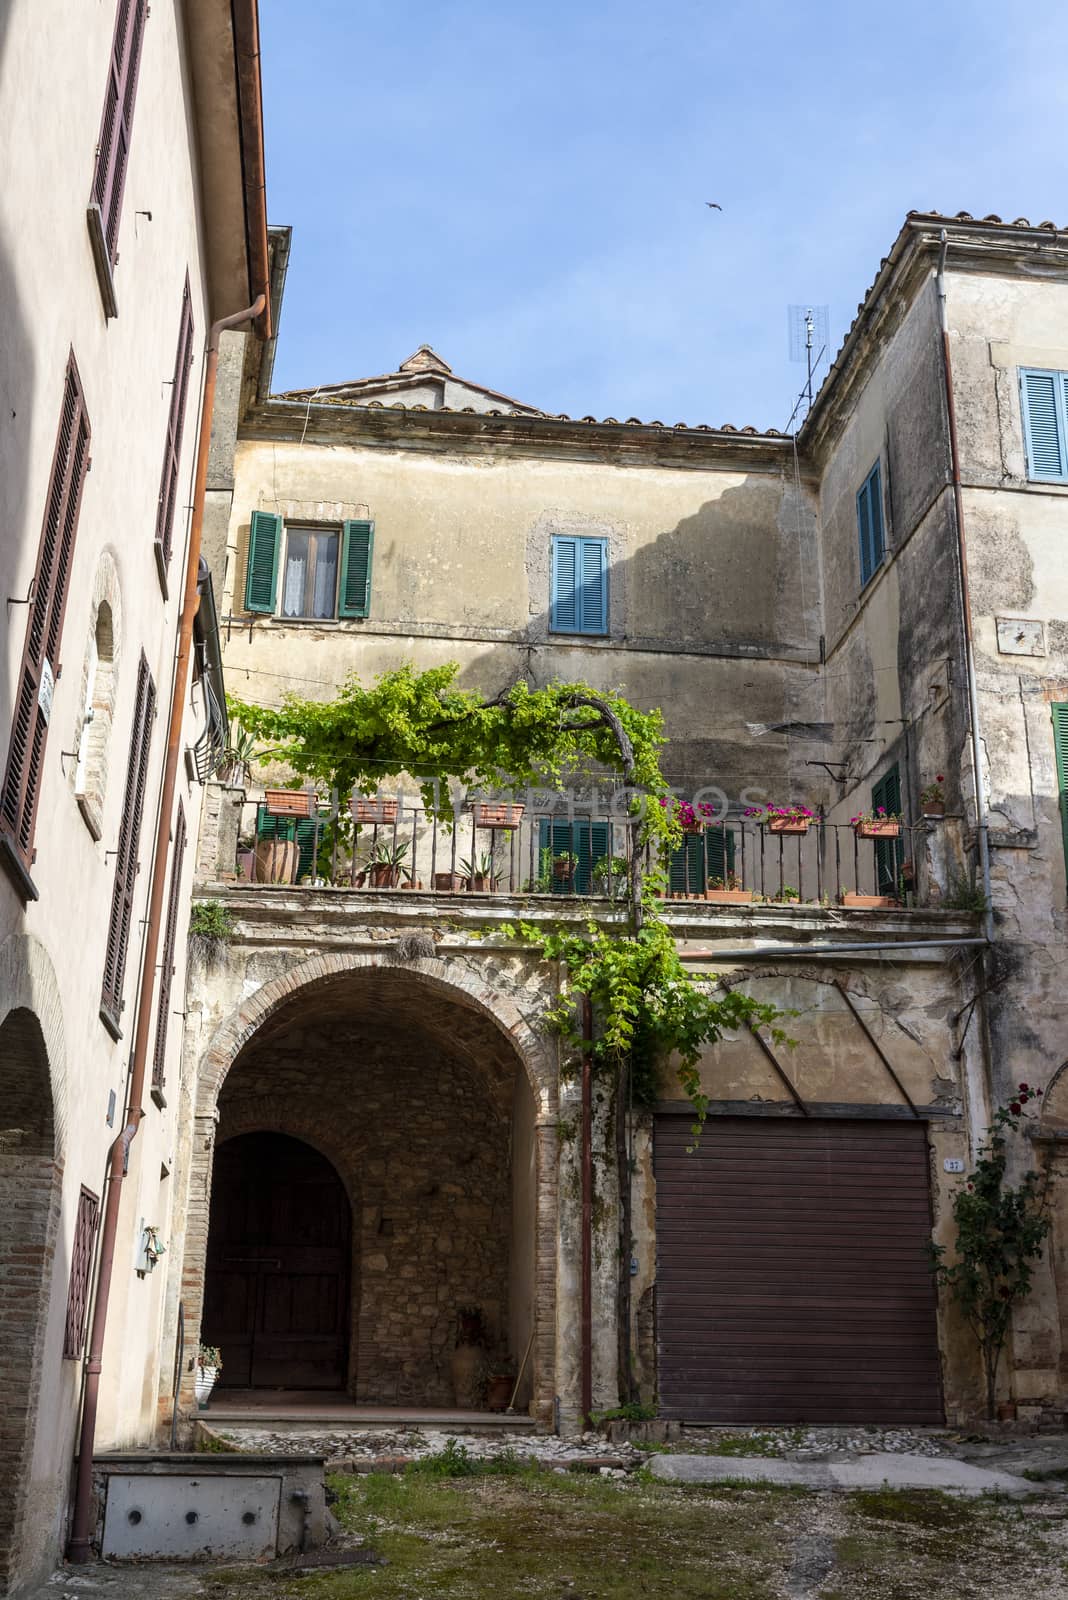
[261,0,1068,430]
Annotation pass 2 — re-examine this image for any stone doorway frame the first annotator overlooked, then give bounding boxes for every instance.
[179,951,560,1427]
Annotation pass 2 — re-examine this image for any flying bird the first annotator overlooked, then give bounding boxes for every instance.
[706,202,722,210]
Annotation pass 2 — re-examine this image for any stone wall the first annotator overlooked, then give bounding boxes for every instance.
[217,1018,514,1405]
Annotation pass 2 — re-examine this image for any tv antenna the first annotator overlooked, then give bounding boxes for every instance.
[786,304,829,428]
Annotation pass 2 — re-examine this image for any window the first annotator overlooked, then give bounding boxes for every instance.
[101,652,156,1037]
[88,0,148,313]
[1053,704,1068,888]
[151,801,186,1105]
[244,513,374,619]
[256,805,319,882]
[871,764,902,896]
[550,535,608,635]
[63,1187,100,1359]
[154,276,195,584]
[670,827,735,895]
[1020,369,1068,483]
[74,601,116,839]
[538,819,609,893]
[856,462,885,589]
[1,353,92,900]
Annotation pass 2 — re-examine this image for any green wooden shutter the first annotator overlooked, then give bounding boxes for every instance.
[1052,704,1068,888]
[871,765,902,894]
[294,816,319,882]
[538,819,608,893]
[857,463,884,587]
[670,828,735,893]
[245,511,281,613]
[339,519,374,617]
[1021,370,1067,481]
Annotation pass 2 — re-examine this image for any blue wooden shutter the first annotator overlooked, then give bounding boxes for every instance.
[245,511,281,612]
[339,520,374,617]
[1052,704,1068,888]
[551,537,579,631]
[1021,369,1067,481]
[578,538,608,633]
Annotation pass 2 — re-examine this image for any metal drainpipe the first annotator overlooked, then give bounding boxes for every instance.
[579,994,593,1430]
[67,293,267,1563]
[937,231,995,944]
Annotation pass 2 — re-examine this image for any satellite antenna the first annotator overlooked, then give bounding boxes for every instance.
[788,304,830,416]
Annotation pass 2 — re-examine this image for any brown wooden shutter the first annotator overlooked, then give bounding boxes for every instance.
[154,277,195,578]
[100,652,156,1036]
[151,800,187,1101]
[92,0,148,264]
[0,352,91,898]
[63,1186,100,1359]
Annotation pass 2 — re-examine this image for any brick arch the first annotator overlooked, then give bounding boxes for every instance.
[197,951,559,1120]
[0,935,67,1590]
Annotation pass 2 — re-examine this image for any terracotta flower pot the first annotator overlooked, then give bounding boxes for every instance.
[254,838,299,884]
[552,860,575,880]
[470,803,524,829]
[433,872,465,891]
[922,802,945,819]
[839,892,899,908]
[854,820,901,839]
[353,797,399,825]
[767,817,810,835]
[705,888,754,903]
[263,787,315,818]
[368,863,402,888]
[466,873,497,892]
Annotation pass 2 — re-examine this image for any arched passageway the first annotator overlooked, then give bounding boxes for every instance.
[194,963,549,1412]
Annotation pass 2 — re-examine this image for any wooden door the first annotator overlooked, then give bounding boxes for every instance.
[654,1116,943,1424]
[203,1132,351,1389]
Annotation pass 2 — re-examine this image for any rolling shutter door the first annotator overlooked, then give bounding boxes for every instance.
[654,1116,943,1424]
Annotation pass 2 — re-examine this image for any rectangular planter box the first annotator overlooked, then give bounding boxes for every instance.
[263,787,315,818]
[854,821,901,839]
[705,888,755,903]
[470,803,524,829]
[767,817,810,835]
[839,893,900,908]
[353,797,399,825]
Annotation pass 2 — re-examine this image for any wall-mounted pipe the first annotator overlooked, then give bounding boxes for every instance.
[67,293,266,1562]
[677,936,988,961]
[579,993,593,1430]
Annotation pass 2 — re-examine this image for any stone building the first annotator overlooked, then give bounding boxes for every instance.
[168,210,1068,1440]
[0,1,269,1589]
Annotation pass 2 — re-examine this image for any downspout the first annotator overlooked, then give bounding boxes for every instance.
[579,994,593,1429]
[936,231,994,943]
[67,292,266,1562]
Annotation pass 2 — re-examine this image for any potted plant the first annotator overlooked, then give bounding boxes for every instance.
[850,805,902,839]
[775,884,801,903]
[552,851,578,883]
[433,871,466,891]
[365,839,410,888]
[353,794,400,825]
[469,800,525,829]
[839,891,900,908]
[194,1344,222,1410]
[592,854,629,898]
[920,775,945,819]
[450,1306,487,1410]
[263,786,316,818]
[705,872,754,904]
[745,803,815,835]
[659,797,715,833]
[216,723,256,788]
[460,852,498,892]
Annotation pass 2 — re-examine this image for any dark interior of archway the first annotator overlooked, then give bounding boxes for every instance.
[203,1132,352,1389]
[208,971,520,1404]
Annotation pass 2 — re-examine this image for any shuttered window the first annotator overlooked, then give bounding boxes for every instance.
[1052,704,1068,889]
[91,0,148,267]
[856,461,885,588]
[339,520,374,617]
[63,1186,100,1360]
[154,277,195,582]
[1020,369,1068,483]
[0,353,92,900]
[537,819,609,893]
[151,800,187,1103]
[871,764,902,895]
[100,652,156,1037]
[244,511,282,612]
[551,535,608,634]
[256,806,319,881]
[670,827,735,894]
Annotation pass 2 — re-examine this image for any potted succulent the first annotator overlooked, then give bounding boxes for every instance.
[433,871,466,891]
[850,805,902,840]
[660,797,715,833]
[450,1306,487,1410]
[352,794,400,825]
[216,723,256,789]
[920,775,946,819]
[365,839,410,888]
[194,1344,222,1410]
[705,872,754,904]
[460,852,499,892]
[469,800,525,829]
[745,803,815,835]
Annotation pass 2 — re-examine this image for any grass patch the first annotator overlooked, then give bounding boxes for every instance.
[847,1487,977,1531]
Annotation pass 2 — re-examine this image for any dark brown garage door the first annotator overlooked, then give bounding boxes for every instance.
[654,1117,943,1424]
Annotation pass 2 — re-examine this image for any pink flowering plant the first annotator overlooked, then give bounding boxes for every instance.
[744,803,816,824]
[659,796,715,830]
[929,1083,1050,1421]
[849,803,902,827]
